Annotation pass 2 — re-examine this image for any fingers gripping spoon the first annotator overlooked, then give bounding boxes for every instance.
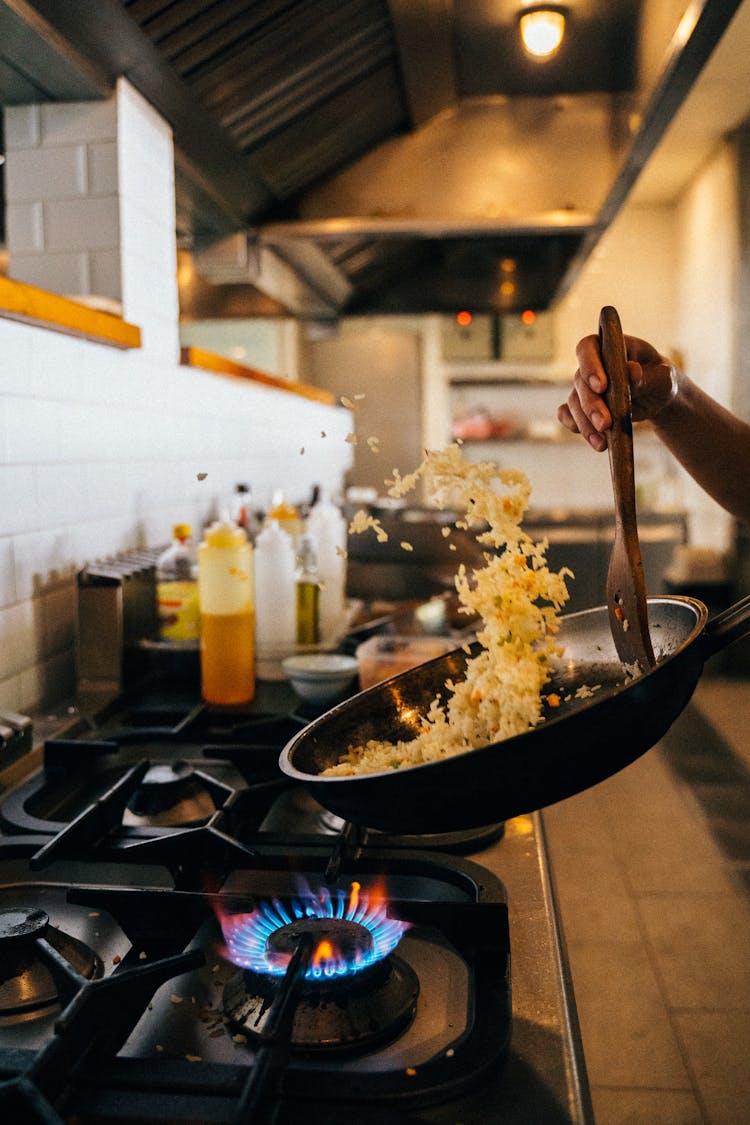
[599,305,656,671]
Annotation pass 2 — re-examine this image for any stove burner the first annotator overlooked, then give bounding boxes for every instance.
[122,762,217,827]
[218,881,410,980]
[223,948,419,1054]
[0,908,102,1025]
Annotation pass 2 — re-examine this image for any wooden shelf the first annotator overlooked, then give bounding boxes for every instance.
[180,345,337,404]
[0,276,141,349]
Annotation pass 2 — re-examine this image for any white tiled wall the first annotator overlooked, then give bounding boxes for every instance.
[0,314,353,714]
[5,97,121,302]
[0,80,353,715]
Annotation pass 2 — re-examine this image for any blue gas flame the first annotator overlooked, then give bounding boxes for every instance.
[219,880,410,980]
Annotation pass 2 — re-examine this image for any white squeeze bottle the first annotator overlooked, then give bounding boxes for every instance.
[254,519,297,674]
[198,519,254,705]
[306,490,348,643]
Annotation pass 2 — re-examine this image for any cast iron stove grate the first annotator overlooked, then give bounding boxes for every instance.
[0,834,511,1125]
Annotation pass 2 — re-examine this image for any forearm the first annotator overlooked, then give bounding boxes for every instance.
[652,371,750,522]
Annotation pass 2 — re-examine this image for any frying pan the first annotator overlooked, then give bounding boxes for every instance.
[279,594,750,833]
[280,306,750,834]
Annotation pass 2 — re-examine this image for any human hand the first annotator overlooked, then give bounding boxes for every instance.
[557,334,679,451]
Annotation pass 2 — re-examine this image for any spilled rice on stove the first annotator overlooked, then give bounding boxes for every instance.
[323,443,574,776]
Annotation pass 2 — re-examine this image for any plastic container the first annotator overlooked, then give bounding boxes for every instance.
[305,492,348,643]
[156,524,200,642]
[355,634,457,690]
[197,519,254,705]
[282,653,359,705]
[268,490,303,546]
[254,519,297,678]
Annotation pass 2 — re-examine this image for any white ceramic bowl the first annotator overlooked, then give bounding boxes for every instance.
[282,653,359,705]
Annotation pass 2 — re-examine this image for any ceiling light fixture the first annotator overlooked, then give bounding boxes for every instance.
[518,5,567,60]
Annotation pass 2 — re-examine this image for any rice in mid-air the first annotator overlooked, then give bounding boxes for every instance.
[324,444,573,775]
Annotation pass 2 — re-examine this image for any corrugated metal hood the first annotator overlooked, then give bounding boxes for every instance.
[0,0,745,317]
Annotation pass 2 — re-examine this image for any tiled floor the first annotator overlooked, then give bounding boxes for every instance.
[542,668,750,1124]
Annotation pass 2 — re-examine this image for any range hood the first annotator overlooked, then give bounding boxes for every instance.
[0,0,745,317]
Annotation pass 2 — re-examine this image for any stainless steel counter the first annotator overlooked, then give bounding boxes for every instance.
[450,812,594,1124]
[6,680,592,1124]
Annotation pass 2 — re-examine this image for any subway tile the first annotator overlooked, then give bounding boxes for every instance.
[5,202,44,254]
[40,100,116,146]
[88,141,118,195]
[6,145,87,201]
[0,466,40,535]
[4,105,41,149]
[564,938,692,1089]
[0,322,33,395]
[674,1010,750,1125]
[10,251,90,298]
[12,528,76,604]
[34,464,87,533]
[89,248,122,301]
[44,196,120,253]
[590,1085,703,1124]
[28,329,99,401]
[4,397,63,464]
[0,601,36,679]
[0,539,17,608]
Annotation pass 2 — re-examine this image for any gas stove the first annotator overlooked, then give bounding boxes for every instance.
[0,672,591,1124]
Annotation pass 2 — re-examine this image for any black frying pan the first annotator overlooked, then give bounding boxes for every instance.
[279,594,750,833]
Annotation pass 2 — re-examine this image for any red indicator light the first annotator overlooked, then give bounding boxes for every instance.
[521,309,536,325]
[456,311,473,327]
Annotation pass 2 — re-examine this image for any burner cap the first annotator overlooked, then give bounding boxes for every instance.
[267,917,374,963]
[0,907,49,943]
[0,910,102,1026]
[123,761,217,826]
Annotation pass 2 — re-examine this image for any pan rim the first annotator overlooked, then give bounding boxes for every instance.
[279,594,709,784]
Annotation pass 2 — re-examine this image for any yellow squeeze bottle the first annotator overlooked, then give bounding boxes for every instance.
[198,519,255,705]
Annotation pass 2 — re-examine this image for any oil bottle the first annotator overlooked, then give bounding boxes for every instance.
[156,523,200,642]
[295,533,320,645]
[197,519,254,705]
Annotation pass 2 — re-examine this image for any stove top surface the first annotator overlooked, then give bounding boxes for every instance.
[0,673,590,1124]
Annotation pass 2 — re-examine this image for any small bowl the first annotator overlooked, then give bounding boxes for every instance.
[282,653,359,705]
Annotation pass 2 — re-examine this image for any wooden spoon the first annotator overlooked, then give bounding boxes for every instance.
[599,305,656,670]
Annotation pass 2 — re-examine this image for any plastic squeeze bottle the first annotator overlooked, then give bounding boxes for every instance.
[156,523,200,642]
[267,490,303,546]
[306,491,348,642]
[198,519,254,705]
[254,520,296,668]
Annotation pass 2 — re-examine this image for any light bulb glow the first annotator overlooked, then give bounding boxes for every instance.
[520,8,566,59]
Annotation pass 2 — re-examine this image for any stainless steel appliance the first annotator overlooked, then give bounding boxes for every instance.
[0,670,591,1123]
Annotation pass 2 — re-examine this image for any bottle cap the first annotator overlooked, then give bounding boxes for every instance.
[204,519,247,548]
[173,523,192,540]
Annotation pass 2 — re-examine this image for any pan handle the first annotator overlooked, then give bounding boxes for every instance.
[703,593,750,655]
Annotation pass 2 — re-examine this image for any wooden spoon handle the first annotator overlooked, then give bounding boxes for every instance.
[600,307,636,522]
[600,306,656,669]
